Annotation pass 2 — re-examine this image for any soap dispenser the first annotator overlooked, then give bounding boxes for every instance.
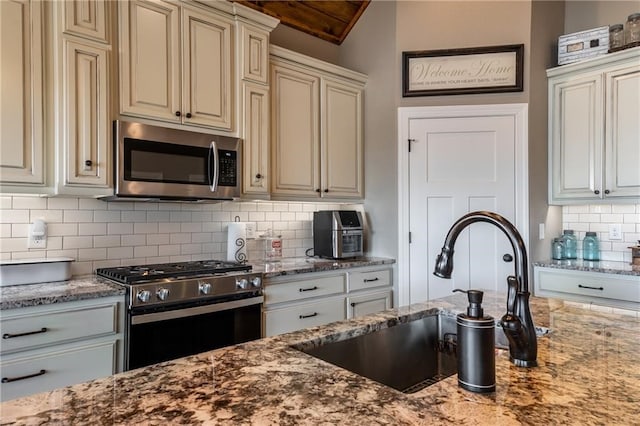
[453,288,496,393]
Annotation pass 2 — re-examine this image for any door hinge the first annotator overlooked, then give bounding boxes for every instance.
[409,232,412,243]
[408,139,415,152]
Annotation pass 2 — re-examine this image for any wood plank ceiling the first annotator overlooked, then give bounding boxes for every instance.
[231,1,370,45]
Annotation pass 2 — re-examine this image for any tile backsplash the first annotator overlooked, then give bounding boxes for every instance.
[0,196,362,276]
[562,204,640,263]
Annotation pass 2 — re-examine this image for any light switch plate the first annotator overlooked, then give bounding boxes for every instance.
[609,224,622,240]
[245,222,257,239]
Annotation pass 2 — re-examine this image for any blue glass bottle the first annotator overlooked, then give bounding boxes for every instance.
[551,238,564,260]
[582,231,600,261]
[561,230,577,259]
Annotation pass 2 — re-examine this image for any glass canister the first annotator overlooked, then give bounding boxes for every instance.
[263,229,282,262]
[625,13,640,45]
[609,24,625,49]
[561,229,577,260]
[551,238,564,260]
[582,231,600,261]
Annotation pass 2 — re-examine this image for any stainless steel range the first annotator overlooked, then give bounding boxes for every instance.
[96,260,263,370]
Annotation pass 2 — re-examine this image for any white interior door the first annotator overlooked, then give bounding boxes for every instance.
[399,105,528,306]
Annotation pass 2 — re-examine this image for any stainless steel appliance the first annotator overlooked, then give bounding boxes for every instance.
[103,120,242,202]
[96,260,262,370]
[313,210,364,259]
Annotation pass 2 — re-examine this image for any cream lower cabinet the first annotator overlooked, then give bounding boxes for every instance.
[547,47,640,204]
[270,46,366,200]
[119,0,234,131]
[0,0,46,192]
[263,266,393,337]
[534,266,640,310]
[0,296,124,402]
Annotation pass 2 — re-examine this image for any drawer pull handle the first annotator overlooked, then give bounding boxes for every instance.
[2,369,46,383]
[578,284,604,291]
[363,278,380,283]
[299,286,318,292]
[299,312,318,319]
[3,327,48,339]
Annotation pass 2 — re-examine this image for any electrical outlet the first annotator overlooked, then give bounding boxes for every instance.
[28,220,47,249]
[245,222,257,239]
[609,224,623,240]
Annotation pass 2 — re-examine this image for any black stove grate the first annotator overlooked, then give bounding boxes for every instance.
[96,260,251,284]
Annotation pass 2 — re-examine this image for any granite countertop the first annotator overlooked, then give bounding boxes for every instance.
[0,277,125,310]
[2,291,639,424]
[534,259,640,276]
[252,256,396,278]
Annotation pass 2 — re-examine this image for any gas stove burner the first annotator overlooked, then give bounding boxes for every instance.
[96,260,252,284]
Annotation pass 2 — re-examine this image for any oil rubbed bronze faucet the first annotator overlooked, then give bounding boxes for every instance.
[433,211,538,367]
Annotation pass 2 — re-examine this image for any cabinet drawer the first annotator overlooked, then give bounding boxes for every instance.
[264,275,345,305]
[263,297,346,337]
[347,290,393,319]
[1,340,117,402]
[349,269,391,291]
[1,303,118,354]
[537,268,640,303]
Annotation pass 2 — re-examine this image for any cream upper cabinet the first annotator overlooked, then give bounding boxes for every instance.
[119,0,233,131]
[53,0,113,196]
[270,46,366,200]
[548,47,640,204]
[0,0,46,190]
[242,83,270,195]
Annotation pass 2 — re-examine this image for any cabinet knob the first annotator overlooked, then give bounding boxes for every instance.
[84,160,92,167]
[604,189,610,195]
[315,189,321,193]
[323,189,329,193]
[594,190,600,195]
[185,112,192,119]
[175,111,181,117]
[255,173,262,179]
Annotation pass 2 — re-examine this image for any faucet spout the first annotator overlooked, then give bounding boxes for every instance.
[433,211,537,367]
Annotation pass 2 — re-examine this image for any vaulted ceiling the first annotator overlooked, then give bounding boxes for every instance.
[231,1,370,45]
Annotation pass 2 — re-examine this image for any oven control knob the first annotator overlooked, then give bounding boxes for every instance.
[137,290,151,303]
[198,281,212,295]
[236,278,249,290]
[251,277,262,288]
[156,288,170,301]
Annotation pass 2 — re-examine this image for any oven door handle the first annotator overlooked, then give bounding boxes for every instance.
[131,296,263,325]
[208,141,219,193]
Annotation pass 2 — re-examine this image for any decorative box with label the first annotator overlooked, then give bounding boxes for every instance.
[558,26,609,65]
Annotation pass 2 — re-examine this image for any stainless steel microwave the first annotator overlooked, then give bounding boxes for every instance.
[103,120,242,202]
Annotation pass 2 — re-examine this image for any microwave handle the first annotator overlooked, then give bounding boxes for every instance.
[208,141,219,192]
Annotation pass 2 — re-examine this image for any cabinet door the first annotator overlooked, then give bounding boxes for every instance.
[321,77,364,198]
[119,0,180,122]
[63,0,108,44]
[0,0,45,186]
[605,64,640,198]
[181,6,233,130]
[271,62,320,197]
[549,72,604,202]
[239,23,268,84]
[242,82,270,196]
[347,290,392,319]
[58,39,110,190]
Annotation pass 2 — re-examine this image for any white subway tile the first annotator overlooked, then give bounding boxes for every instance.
[147,234,170,245]
[181,203,203,211]
[240,202,257,211]
[249,212,265,221]
[134,246,158,258]
[192,233,212,243]
[624,213,640,223]
[134,222,159,234]
[288,203,303,212]
[622,223,635,232]
[295,212,310,221]
[147,211,171,222]
[64,210,94,223]
[121,211,147,223]
[600,251,624,262]
[107,223,133,235]
[257,203,274,212]
[212,211,231,222]
[169,255,192,262]
[288,221,303,230]
[0,224,11,238]
[0,253,10,261]
[11,251,44,260]
[281,212,296,221]
[192,212,212,222]
[578,213,600,223]
[611,205,636,214]
[272,203,289,212]
[46,249,78,259]
[122,234,146,246]
[78,248,107,261]
[48,198,79,210]
[11,224,28,237]
[159,245,181,256]
[94,210,121,223]
[170,212,192,222]
[79,198,107,210]
[566,205,589,213]
[588,205,611,214]
[12,197,46,209]
[158,222,181,233]
[162,203,182,211]
[1,210,30,224]
[202,222,221,232]
[107,202,134,211]
[134,202,158,211]
[181,244,202,255]
[303,204,317,212]
[146,256,172,264]
[600,214,623,223]
[265,212,281,221]
[70,261,93,276]
[589,223,610,232]
[170,233,191,244]
[0,197,12,209]
[181,222,202,233]
[63,236,93,249]
[624,233,640,243]
[45,237,63,250]
[94,235,121,248]
[79,223,106,236]
[273,222,287,231]
[93,259,121,269]
[108,246,133,260]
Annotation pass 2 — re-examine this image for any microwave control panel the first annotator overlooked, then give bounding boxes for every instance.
[218,150,237,187]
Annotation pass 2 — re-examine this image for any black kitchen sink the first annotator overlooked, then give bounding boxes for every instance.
[296,314,458,394]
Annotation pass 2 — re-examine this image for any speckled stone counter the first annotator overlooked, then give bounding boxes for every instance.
[253,256,395,278]
[2,291,639,425]
[0,277,125,310]
[534,259,639,276]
